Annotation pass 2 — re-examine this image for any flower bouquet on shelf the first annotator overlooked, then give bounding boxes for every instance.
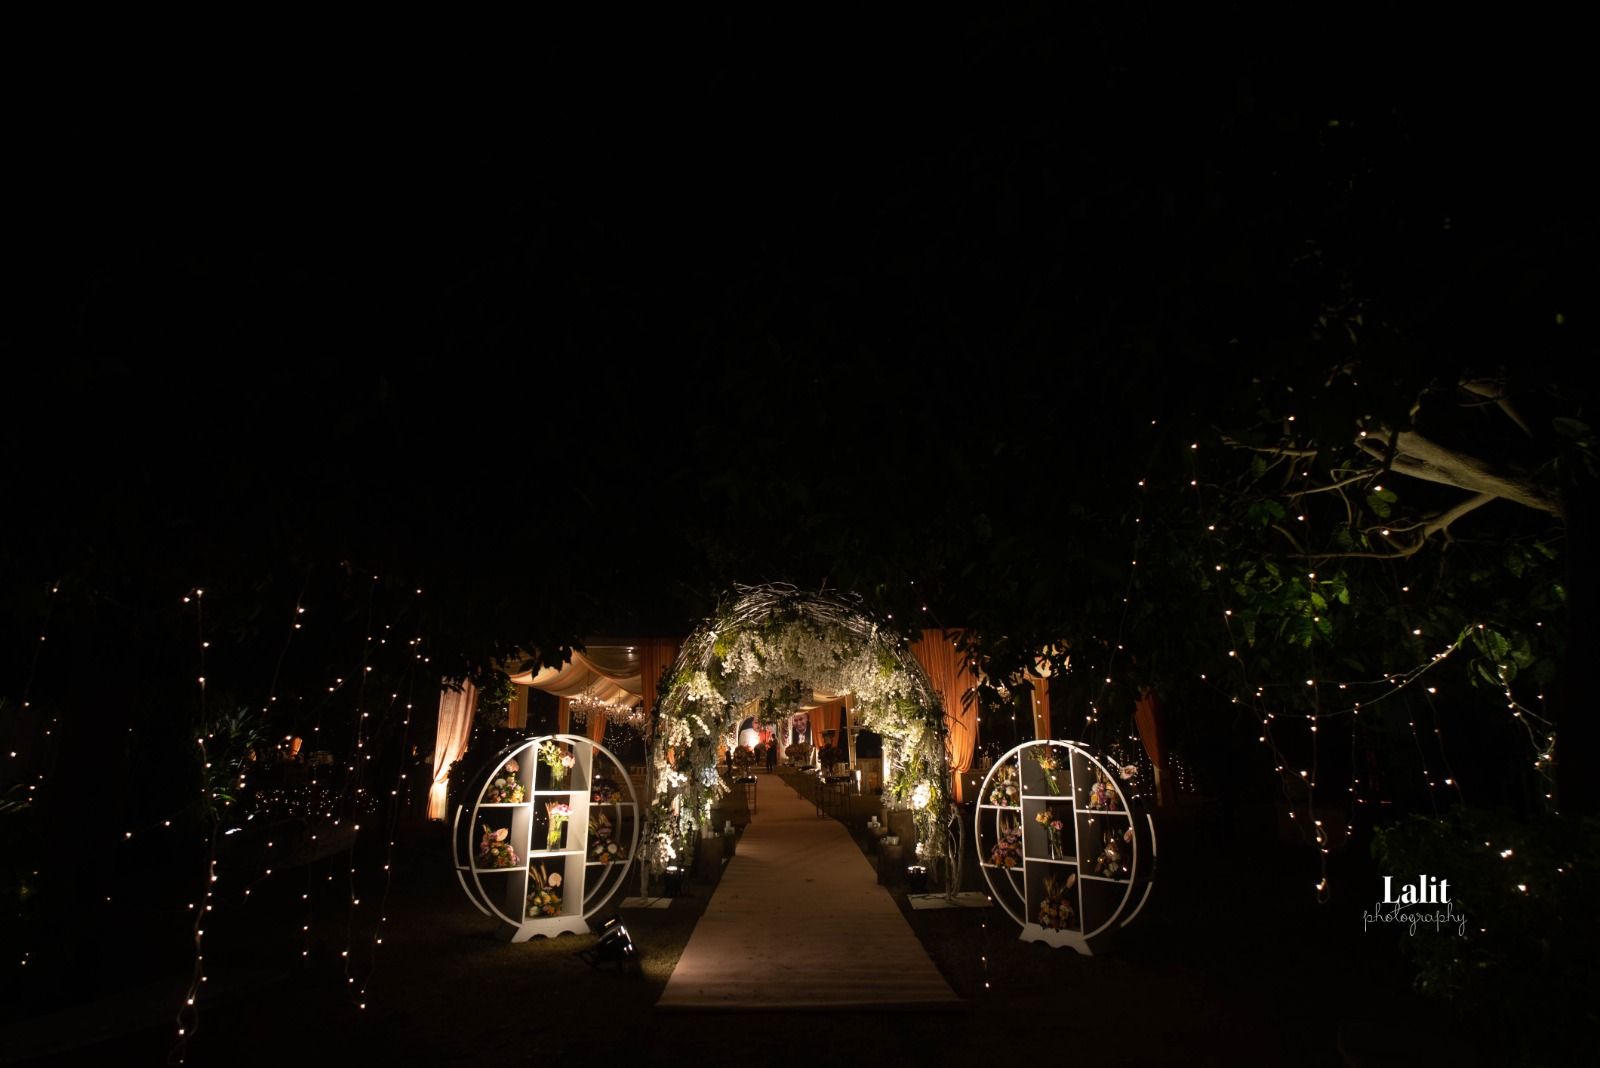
[1093,826,1132,878]
[484,760,524,804]
[989,815,1023,868]
[1034,807,1068,860]
[1086,766,1122,811]
[544,801,571,850]
[539,740,575,786]
[1028,747,1065,795]
[590,812,625,865]
[527,865,563,917]
[1038,872,1077,931]
[478,825,519,869]
[988,764,1019,807]
[590,777,622,804]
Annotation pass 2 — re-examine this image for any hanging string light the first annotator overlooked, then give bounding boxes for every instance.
[173,587,211,1065]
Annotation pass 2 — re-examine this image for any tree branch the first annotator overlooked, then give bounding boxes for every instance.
[1460,378,1535,439]
[1301,492,1499,560]
[1221,435,1320,458]
[1287,471,1378,499]
[1357,429,1562,517]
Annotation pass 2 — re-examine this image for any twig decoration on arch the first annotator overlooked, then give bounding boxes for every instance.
[648,584,950,869]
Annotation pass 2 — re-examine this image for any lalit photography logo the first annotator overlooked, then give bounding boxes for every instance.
[1363,875,1468,936]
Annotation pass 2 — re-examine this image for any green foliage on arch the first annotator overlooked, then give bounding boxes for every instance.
[648,586,950,870]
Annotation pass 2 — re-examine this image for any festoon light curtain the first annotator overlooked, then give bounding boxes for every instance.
[429,680,478,820]
[910,629,978,801]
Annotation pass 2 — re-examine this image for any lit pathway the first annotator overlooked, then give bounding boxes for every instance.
[656,774,960,1009]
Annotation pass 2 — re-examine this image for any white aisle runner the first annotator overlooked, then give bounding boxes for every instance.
[655,775,961,1009]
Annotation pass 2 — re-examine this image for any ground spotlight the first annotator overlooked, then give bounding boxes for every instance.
[579,915,639,975]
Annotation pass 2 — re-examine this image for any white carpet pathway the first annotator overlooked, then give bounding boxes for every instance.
[655,775,960,1009]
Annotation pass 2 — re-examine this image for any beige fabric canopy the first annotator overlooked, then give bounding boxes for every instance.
[508,647,643,707]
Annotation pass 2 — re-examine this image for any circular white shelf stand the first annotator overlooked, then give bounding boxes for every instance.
[974,739,1156,955]
[453,733,641,942]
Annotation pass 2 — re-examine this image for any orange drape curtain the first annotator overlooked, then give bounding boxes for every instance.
[557,697,571,734]
[1029,672,1052,739]
[637,637,681,769]
[810,699,845,741]
[588,702,608,743]
[638,638,680,718]
[428,681,477,819]
[910,629,978,801]
[1134,691,1171,805]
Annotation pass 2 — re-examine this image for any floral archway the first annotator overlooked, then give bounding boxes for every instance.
[649,585,951,869]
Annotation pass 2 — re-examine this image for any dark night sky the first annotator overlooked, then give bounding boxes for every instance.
[7,11,1588,645]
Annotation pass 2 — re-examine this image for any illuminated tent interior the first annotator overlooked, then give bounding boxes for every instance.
[430,630,1006,818]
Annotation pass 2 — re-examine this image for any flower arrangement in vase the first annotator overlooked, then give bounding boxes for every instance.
[590,812,625,865]
[1028,747,1064,795]
[544,801,571,850]
[1086,765,1122,811]
[1038,872,1077,931]
[478,825,518,869]
[484,759,524,804]
[1092,826,1133,878]
[988,764,1019,807]
[989,815,1022,868]
[539,740,575,786]
[1034,807,1068,860]
[527,864,563,917]
[590,777,622,804]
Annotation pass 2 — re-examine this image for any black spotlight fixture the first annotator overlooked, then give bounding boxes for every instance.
[579,915,639,975]
[906,865,929,893]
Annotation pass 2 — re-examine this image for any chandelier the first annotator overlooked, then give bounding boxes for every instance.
[570,684,644,731]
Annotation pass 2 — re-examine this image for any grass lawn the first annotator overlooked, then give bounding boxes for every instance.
[10,773,1463,1067]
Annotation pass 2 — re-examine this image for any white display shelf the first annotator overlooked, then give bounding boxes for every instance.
[973,739,1157,957]
[453,734,642,942]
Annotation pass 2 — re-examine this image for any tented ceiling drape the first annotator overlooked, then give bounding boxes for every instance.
[509,649,643,705]
[911,629,978,800]
[429,681,477,820]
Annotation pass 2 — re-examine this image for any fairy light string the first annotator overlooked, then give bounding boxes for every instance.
[355,589,427,1010]
[1181,415,1560,899]
[8,581,61,975]
[14,580,60,766]
[173,587,211,1065]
